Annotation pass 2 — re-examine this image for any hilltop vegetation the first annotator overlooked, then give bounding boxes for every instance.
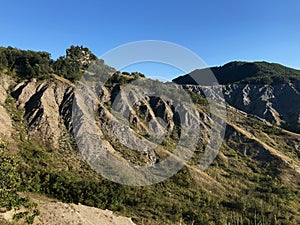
[0,45,115,82]
[2,46,299,86]
[0,46,52,80]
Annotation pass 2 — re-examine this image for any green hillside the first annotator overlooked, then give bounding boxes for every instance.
[173,61,300,85]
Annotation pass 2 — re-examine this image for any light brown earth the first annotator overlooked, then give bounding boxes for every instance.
[1,194,136,225]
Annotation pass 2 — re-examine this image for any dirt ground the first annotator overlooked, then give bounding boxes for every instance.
[1,194,136,225]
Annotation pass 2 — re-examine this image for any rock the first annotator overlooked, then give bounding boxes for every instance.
[0,75,13,139]
[185,81,300,128]
[10,78,76,148]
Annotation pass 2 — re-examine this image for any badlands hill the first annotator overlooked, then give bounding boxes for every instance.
[0,46,299,224]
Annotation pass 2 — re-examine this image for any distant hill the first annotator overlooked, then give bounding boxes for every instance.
[173,61,300,85]
[174,61,300,133]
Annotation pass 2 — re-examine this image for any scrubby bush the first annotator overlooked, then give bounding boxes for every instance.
[0,140,39,224]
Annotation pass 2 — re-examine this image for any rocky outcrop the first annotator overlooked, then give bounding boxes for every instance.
[12,78,74,148]
[0,75,13,139]
[186,81,300,129]
[6,75,209,172]
[71,80,208,185]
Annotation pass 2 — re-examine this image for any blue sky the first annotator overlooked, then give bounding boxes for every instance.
[1,0,300,80]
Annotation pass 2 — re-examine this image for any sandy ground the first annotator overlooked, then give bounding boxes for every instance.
[1,194,136,225]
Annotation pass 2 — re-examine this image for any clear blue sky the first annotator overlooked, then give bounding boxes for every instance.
[1,0,300,80]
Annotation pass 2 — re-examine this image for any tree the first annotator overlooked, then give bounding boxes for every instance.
[52,45,98,82]
[0,51,8,70]
[0,47,52,79]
